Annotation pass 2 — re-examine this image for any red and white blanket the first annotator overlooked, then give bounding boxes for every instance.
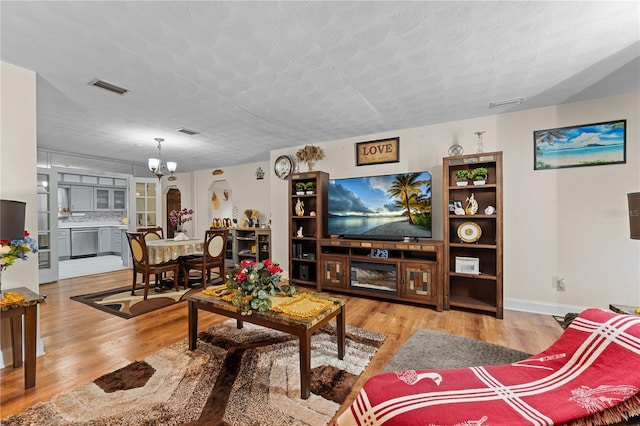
[335,308,640,426]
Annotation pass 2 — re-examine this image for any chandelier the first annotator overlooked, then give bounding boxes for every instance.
[148,137,177,180]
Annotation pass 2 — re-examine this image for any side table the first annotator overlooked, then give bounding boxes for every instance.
[0,287,45,388]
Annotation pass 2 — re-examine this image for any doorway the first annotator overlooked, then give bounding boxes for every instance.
[166,188,181,238]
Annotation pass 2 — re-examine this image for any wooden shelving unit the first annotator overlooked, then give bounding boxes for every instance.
[443,151,503,318]
[288,171,328,288]
[230,227,271,265]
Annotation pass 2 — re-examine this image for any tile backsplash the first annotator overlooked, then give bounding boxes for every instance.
[59,211,126,224]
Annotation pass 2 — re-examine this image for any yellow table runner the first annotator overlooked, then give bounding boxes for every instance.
[202,285,334,318]
[0,291,26,306]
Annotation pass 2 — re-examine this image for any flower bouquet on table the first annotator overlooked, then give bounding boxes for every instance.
[0,231,38,302]
[225,259,295,315]
[1,231,38,271]
[169,208,193,232]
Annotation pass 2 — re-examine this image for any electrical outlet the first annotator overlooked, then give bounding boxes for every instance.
[557,278,566,292]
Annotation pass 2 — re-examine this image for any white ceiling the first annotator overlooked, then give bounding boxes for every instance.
[1,1,639,176]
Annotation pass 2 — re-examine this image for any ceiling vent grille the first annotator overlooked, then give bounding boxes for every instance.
[489,97,525,109]
[89,79,129,95]
[176,127,200,136]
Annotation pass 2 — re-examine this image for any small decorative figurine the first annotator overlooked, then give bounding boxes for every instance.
[297,226,303,237]
[295,198,305,216]
[465,193,478,215]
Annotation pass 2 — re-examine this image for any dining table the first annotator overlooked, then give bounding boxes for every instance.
[146,238,205,288]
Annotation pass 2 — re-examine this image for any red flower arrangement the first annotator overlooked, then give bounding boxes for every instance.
[226,258,295,315]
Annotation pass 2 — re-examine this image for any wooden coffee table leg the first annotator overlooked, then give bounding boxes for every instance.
[299,331,311,399]
[337,305,345,360]
[188,300,198,350]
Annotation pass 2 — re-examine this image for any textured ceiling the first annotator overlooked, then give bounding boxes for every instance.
[1,1,639,176]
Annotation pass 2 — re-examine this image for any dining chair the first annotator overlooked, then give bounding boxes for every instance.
[137,227,164,241]
[125,232,180,299]
[137,227,165,285]
[183,228,229,288]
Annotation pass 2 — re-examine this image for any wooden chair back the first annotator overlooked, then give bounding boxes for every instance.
[137,227,164,241]
[126,232,151,270]
[204,228,228,264]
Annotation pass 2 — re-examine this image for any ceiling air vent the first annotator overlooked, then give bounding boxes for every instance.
[176,127,200,136]
[89,79,129,95]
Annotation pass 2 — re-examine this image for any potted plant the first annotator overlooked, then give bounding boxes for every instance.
[455,170,471,186]
[295,182,306,195]
[305,181,315,194]
[471,167,488,185]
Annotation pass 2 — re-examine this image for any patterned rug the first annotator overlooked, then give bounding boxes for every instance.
[70,285,201,319]
[2,320,386,425]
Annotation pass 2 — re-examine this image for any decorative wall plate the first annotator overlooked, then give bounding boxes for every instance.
[457,221,482,243]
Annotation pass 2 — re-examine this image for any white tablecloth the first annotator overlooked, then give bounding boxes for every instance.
[146,239,204,264]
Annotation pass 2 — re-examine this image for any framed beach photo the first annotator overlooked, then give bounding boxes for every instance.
[534,119,626,170]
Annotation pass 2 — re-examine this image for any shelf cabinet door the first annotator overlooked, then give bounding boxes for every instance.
[112,189,126,210]
[400,261,436,303]
[98,228,111,253]
[70,186,94,211]
[256,230,270,262]
[321,255,348,290]
[94,188,110,210]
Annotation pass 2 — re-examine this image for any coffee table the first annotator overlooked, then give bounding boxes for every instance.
[188,291,346,399]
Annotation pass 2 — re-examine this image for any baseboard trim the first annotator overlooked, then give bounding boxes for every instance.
[505,298,590,316]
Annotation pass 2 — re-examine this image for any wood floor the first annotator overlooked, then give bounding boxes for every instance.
[0,269,563,423]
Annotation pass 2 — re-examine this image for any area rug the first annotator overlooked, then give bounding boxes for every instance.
[383,329,531,373]
[2,320,386,425]
[70,285,201,319]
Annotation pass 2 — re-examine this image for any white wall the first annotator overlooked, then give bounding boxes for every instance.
[501,93,640,314]
[192,160,272,238]
[0,61,41,366]
[269,92,640,315]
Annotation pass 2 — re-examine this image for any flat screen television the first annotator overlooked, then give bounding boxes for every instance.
[328,171,432,240]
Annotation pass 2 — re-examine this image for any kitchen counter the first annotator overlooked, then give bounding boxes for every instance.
[58,222,128,229]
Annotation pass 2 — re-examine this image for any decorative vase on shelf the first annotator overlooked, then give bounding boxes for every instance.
[307,160,315,171]
[247,219,254,227]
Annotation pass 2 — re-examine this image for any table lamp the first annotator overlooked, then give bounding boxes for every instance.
[0,200,26,300]
[1,199,26,241]
[629,192,640,240]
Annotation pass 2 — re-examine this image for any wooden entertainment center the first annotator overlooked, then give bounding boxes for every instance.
[288,152,503,318]
[318,238,443,311]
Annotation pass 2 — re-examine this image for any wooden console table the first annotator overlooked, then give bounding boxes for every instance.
[188,291,346,399]
[0,287,45,388]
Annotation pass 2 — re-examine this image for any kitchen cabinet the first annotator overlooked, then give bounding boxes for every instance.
[98,228,111,254]
[70,186,94,211]
[111,227,122,255]
[58,229,70,259]
[94,188,126,211]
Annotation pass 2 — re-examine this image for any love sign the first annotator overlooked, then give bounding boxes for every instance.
[355,137,400,166]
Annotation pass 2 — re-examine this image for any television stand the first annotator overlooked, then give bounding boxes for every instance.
[318,238,443,311]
